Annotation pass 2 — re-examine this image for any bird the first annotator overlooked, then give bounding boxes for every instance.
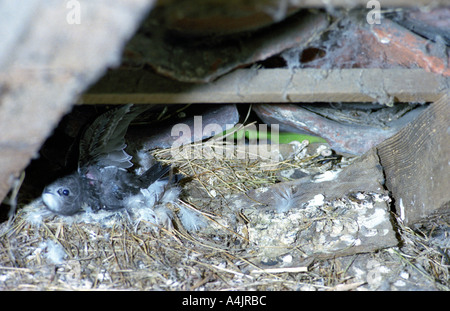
[41,104,173,217]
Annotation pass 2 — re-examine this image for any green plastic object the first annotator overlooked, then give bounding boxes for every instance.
[223,127,327,144]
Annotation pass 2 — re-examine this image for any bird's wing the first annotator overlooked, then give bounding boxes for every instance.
[78,104,151,170]
[135,162,171,188]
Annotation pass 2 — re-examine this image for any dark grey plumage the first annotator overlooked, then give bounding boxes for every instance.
[42,104,169,216]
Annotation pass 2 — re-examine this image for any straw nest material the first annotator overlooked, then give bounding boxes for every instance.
[0,135,448,291]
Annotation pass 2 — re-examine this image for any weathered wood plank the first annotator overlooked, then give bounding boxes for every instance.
[228,146,398,260]
[82,68,448,104]
[377,93,450,226]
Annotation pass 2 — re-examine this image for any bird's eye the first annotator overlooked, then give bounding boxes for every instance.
[58,188,70,196]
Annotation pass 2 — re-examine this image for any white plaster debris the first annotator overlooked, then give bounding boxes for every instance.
[362,227,379,237]
[280,168,296,178]
[380,37,391,44]
[355,192,366,200]
[393,280,406,287]
[399,198,406,222]
[400,271,410,280]
[282,254,293,264]
[340,234,361,246]
[306,194,325,208]
[258,187,270,194]
[312,169,341,183]
[241,189,394,260]
[359,208,387,229]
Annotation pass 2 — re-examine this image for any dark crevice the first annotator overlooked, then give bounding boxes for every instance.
[374,146,403,247]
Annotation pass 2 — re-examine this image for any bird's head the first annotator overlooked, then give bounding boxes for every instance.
[42,174,83,216]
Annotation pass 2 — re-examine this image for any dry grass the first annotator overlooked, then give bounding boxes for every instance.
[0,136,448,291]
[152,130,339,196]
[390,216,450,290]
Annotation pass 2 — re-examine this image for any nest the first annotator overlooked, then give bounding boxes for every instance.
[0,136,449,291]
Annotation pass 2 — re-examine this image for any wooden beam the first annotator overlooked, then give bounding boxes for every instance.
[82,68,448,104]
[377,93,450,225]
